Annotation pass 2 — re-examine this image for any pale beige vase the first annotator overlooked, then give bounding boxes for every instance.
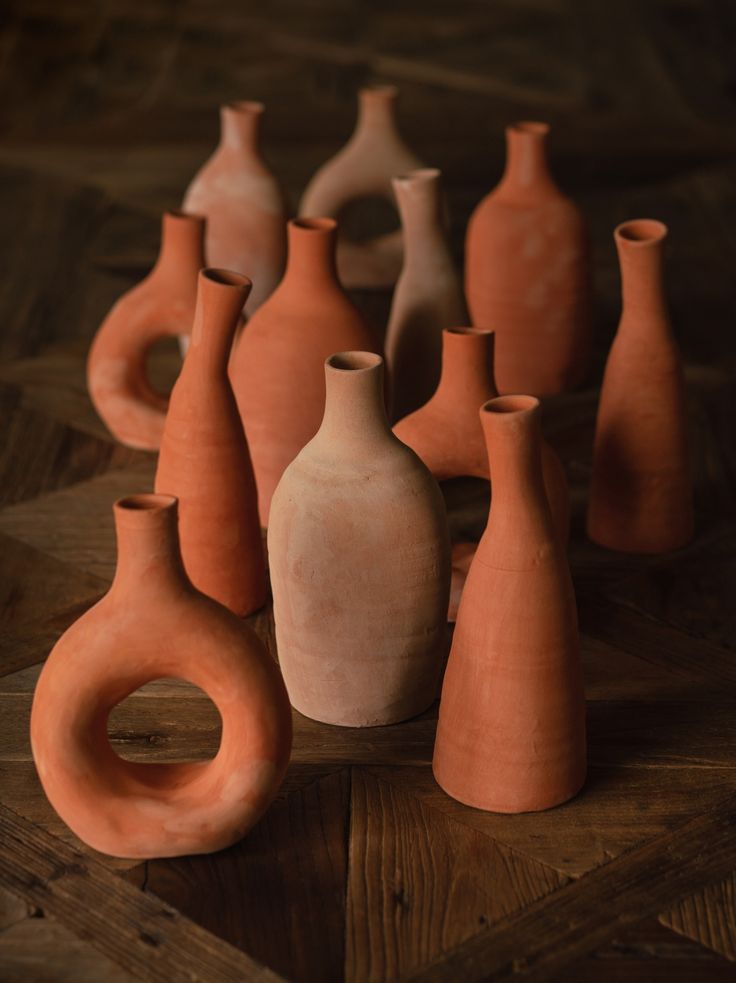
[268,352,451,727]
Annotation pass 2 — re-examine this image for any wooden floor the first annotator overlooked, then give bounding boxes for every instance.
[1,1,736,980]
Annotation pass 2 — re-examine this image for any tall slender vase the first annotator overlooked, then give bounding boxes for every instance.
[183,101,288,316]
[465,122,591,395]
[31,494,292,859]
[268,352,451,727]
[433,396,586,813]
[155,269,266,616]
[588,219,693,552]
[87,210,205,450]
[385,169,467,420]
[230,218,379,526]
[298,86,423,288]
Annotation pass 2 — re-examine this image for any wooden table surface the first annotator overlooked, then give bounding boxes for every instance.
[1,2,736,980]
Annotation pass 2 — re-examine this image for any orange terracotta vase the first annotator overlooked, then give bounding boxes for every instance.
[433,396,586,813]
[385,168,467,420]
[394,328,570,544]
[87,210,205,450]
[183,101,288,317]
[155,269,266,616]
[30,494,292,859]
[465,121,591,395]
[268,352,451,727]
[587,219,693,553]
[298,86,423,288]
[230,218,379,526]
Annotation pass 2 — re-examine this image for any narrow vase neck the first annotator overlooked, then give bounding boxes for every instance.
[436,329,497,405]
[394,169,448,267]
[154,211,206,282]
[284,219,339,287]
[354,86,401,141]
[317,353,391,452]
[111,496,189,597]
[616,220,671,330]
[498,122,557,198]
[187,269,251,376]
[219,101,264,156]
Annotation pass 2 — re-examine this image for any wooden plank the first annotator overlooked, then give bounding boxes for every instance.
[0,802,288,983]
[407,790,736,982]
[660,870,736,962]
[347,770,566,983]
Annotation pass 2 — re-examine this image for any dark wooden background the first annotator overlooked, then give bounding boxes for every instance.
[1,1,736,980]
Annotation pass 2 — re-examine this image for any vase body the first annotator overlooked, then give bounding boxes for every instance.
[268,352,451,727]
[230,218,379,525]
[183,101,288,317]
[587,220,693,552]
[394,328,569,543]
[155,270,266,615]
[385,169,467,420]
[298,86,423,288]
[465,122,591,395]
[433,397,586,812]
[87,211,205,450]
[30,494,292,859]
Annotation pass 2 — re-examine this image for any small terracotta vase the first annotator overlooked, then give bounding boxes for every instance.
[230,218,379,526]
[87,210,205,450]
[394,328,570,544]
[298,86,423,289]
[433,396,586,813]
[155,269,266,616]
[465,121,591,395]
[30,494,292,859]
[183,101,288,317]
[268,352,451,727]
[587,220,693,553]
[385,168,467,420]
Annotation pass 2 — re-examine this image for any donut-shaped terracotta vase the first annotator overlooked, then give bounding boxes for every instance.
[87,211,206,451]
[298,86,423,289]
[30,494,292,859]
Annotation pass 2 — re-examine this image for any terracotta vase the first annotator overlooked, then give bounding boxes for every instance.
[465,121,591,395]
[298,86,423,289]
[385,168,467,420]
[30,494,292,859]
[433,396,586,813]
[268,352,451,727]
[87,210,205,450]
[394,328,570,544]
[155,269,266,616]
[230,218,379,526]
[182,101,288,317]
[587,219,693,553]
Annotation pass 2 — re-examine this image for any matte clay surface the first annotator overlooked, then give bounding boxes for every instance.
[30,495,292,859]
[268,352,451,727]
[155,269,266,616]
[465,121,592,395]
[588,219,694,553]
[230,218,378,526]
[298,86,423,288]
[385,169,467,420]
[183,101,288,317]
[87,211,204,450]
[433,396,586,813]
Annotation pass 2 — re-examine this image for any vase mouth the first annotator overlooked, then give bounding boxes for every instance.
[394,167,440,184]
[360,84,399,100]
[445,326,494,337]
[115,494,177,515]
[326,351,383,373]
[508,120,550,137]
[291,217,337,233]
[224,99,265,116]
[615,218,668,246]
[165,208,206,225]
[201,268,252,291]
[481,394,539,416]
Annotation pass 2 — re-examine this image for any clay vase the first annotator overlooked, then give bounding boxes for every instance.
[268,352,451,727]
[182,101,288,317]
[230,218,379,526]
[587,220,693,553]
[30,493,292,859]
[385,168,467,420]
[394,328,570,544]
[155,269,266,616]
[465,121,591,395]
[433,396,586,813]
[87,210,205,450]
[298,86,423,289]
